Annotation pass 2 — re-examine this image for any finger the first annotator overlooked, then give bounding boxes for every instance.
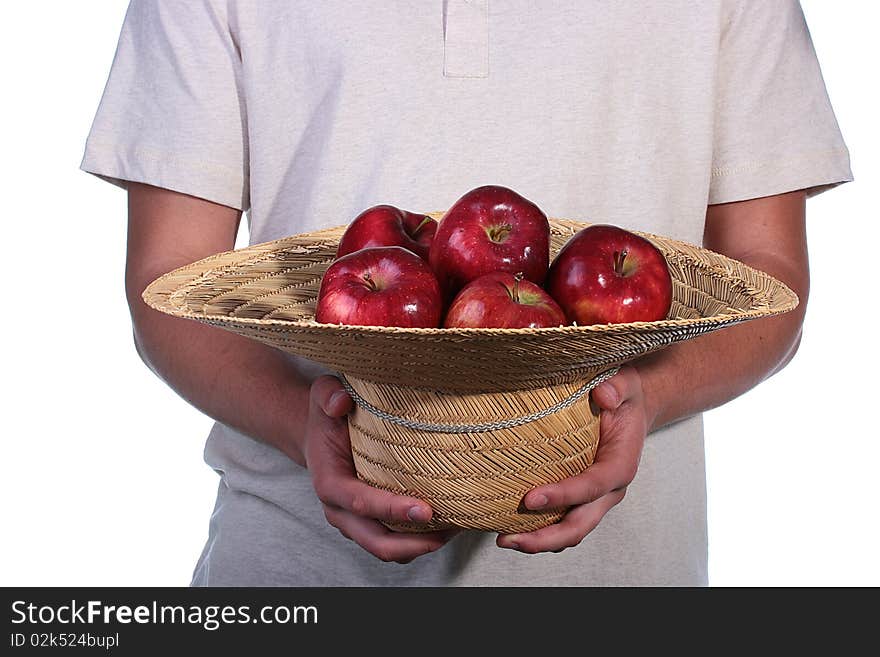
[311,374,354,418]
[324,506,459,563]
[305,377,357,468]
[319,475,435,525]
[522,457,634,511]
[523,416,640,510]
[525,386,644,511]
[307,379,435,525]
[591,365,641,411]
[497,489,626,553]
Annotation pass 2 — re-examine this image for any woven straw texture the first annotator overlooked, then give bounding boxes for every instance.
[143,216,798,533]
[346,375,601,532]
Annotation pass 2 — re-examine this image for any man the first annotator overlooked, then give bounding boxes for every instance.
[83,0,850,585]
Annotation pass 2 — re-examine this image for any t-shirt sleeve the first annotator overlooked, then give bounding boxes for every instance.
[709,0,852,204]
[80,0,249,211]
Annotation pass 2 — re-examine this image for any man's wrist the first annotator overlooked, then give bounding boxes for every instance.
[276,377,313,466]
[631,352,671,433]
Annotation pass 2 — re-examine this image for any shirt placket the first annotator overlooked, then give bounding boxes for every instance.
[443,0,489,78]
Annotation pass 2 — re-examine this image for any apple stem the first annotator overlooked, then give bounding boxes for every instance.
[488,224,513,243]
[362,271,378,291]
[513,272,524,303]
[413,216,433,237]
[613,249,629,276]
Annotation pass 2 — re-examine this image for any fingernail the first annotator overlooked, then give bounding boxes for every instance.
[328,390,349,412]
[598,383,619,407]
[526,493,549,510]
[407,505,431,523]
[504,535,522,550]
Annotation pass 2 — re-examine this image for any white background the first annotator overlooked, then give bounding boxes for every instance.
[1,2,876,587]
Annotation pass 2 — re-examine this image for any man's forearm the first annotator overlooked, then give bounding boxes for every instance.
[124,183,316,466]
[637,233,808,433]
[131,302,314,466]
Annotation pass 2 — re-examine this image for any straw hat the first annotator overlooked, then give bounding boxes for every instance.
[144,217,797,533]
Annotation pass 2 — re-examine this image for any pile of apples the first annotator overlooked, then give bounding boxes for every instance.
[315,186,672,329]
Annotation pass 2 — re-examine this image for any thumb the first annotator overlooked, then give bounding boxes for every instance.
[311,375,354,419]
[305,375,354,471]
[591,366,641,411]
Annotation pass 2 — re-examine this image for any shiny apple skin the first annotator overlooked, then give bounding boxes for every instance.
[336,205,437,261]
[315,246,442,328]
[443,272,566,329]
[546,224,673,325]
[429,186,550,296]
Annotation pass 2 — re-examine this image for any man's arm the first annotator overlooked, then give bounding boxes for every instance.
[641,190,809,428]
[496,190,809,552]
[126,183,313,463]
[126,182,456,562]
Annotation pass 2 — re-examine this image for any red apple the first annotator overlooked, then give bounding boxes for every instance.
[337,205,437,261]
[443,272,566,329]
[315,246,442,328]
[546,224,672,325]
[429,186,550,296]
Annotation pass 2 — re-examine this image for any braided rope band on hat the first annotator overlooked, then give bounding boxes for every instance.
[338,367,620,434]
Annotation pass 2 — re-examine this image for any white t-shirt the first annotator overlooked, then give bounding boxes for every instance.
[82,0,851,585]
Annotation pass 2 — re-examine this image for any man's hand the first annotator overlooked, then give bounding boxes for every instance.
[495,190,810,554]
[306,375,460,563]
[128,183,458,563]
[496,366,648,553]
